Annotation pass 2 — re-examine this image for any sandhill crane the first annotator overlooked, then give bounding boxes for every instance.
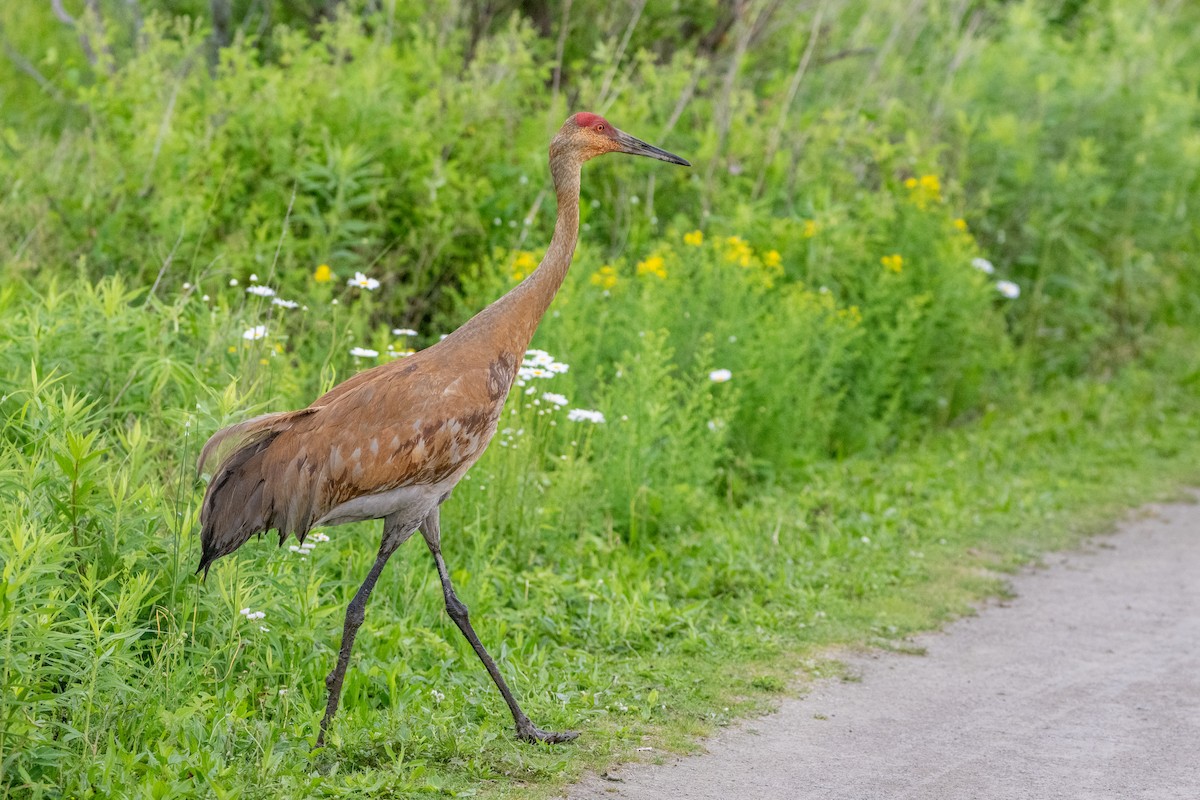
[197,113,689,747]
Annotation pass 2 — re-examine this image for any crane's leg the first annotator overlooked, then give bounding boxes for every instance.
[420,508,578,744]
[315,525,405,748]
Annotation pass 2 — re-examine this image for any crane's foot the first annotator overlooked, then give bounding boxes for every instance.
[516,721,580,745]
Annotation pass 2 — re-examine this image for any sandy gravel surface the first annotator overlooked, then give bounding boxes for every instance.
[566,497,1200,800]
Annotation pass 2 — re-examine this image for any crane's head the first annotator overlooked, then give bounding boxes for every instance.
[552,112,690,168]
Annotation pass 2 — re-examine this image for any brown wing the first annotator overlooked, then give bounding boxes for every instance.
[197,346,519,575]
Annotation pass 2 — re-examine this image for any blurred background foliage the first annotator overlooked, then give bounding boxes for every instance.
[1,0,1199,795]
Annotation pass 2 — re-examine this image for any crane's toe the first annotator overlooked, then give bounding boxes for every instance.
[516,722,580,745]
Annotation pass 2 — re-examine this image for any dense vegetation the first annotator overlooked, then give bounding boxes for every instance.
[1,1,1197,796]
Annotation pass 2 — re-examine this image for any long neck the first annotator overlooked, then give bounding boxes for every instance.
[452,153,582,354]
[514,156,582,340]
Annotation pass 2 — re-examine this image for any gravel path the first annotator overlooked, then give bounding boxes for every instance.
[566,497,1200,800]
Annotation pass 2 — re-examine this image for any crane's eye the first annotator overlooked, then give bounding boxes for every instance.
[595,124,605,133]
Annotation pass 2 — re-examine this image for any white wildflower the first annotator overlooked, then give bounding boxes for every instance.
[349,347,379,358]
[259,625,270,632]
[249,273,259,282]
[524,349,554,367]
[542,392,569,407]
[996,280,1020,299]
[567,408,606,424]
[347,271,381,290]
[229,278,239,287]
[310,532,330,543]
[272,298,300,309]
[246,285,276,297]
[709,368,733,383]
[392,328,418,337]
[431,688,445,704]
[242,325,267,341]
[971,257,996,275]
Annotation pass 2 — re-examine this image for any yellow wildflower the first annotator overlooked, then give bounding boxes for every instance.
[722,236,753,267]
[802,219,819,238]
[953,218,968,232]
[590,265,618,290]
[763,250,782,269]
[881,253,904,273]
[313,264,333,283]
[683,230,704,247]
[510,250,538,281]
[905,174,943,209]
[636,255,668,279]
[227,345,236,354]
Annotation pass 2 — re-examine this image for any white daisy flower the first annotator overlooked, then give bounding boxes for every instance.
[347,272,380,290]
[246,285,276,297]
[971,257,996,275]
[392,328,418,337]
[524,349,555,367]
[567,408,606,424]
[996,280,1020,299]
[242,325,267,341]
[272,298,300,309]
[709,369,733,383]
[349,347,379,358]
[542,392,569,407]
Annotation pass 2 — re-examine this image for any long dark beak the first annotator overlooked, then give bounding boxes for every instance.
[615,129,691,167]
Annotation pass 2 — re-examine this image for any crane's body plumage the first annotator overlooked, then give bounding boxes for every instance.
[196,113,689,747]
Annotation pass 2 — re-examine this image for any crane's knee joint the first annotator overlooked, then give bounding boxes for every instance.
[446,596,469,622]
[346,602,366,629]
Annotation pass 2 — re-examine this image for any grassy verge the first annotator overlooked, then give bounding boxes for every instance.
[470,334,1200,800]
[5,320,1196,799]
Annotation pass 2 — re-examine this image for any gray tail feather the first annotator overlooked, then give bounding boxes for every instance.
[196,409,318,578]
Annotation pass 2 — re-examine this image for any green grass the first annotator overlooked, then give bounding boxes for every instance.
[2,290,1197,797]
